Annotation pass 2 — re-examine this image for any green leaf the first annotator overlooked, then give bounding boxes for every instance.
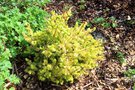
[101,22,111,28]
[0,78,4,87]
[116,52,126,64]
[0,60,12,70]
[9,87,15,90]
[8,75,20,84]
[124,69,135,77]
[110,16,116,21]
[93,17,105,23]
[86,22,92,28]
[112,23,117,28]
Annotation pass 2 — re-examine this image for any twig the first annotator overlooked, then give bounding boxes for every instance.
[83,82,92,88]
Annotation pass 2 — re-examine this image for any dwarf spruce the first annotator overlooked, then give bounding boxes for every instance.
[24,9,104,85]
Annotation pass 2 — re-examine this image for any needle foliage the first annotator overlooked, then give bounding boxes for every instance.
[24,9,104,85]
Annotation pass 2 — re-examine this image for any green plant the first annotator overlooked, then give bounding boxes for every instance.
[78,0,86,11]
[91,16,117,28]
[116,52,126,65]
[93,17,105,24]
[0,7,25,89]
[0,40,20,90]
[0,6,49,56]
[110,16,118,28]
[0,7,26,57]
[22,6,50,31]
[124,68,135,90]
[76,19,82,25]
[24,9,104,85]
[124,19,135,26]
[124,69,135,78]
[0,2,50,89]
[133,82,135,90]
[0,0,50,8]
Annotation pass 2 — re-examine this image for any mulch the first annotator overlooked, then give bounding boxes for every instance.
[16,0,135,90]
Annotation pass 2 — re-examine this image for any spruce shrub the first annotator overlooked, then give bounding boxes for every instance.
[24,9,104,85]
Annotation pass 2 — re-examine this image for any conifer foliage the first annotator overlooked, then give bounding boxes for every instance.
[24,9,104,85]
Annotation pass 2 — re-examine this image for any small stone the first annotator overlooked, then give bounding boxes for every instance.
[127,15,131,20]
[116,34,119,39]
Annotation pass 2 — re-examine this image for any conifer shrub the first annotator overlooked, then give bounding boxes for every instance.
[24,9,104,85]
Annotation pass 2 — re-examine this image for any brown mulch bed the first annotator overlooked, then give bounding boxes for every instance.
[16,0,135,90]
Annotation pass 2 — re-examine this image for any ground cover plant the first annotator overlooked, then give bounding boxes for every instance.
[0,0,50,7]
[0,1,50,89]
